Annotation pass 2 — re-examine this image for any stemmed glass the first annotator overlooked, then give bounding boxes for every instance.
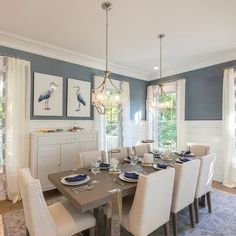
[91,161,100,184]
[130,155,139,171]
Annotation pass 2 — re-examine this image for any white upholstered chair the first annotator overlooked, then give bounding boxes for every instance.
[132,144,151,157]
[108,147,132,161]
[18,168,96,236]
[121,168,175,236]
[194,153,216,223]
[78,150,108,168]
[171,159,201,236]
[187,143,210,157]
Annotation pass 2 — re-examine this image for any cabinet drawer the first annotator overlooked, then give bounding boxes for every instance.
[38,136,70,145]
[71,134,96,143]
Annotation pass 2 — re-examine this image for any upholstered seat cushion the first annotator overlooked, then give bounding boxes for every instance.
[48,200,96,236]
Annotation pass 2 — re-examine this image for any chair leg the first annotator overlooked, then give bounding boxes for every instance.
[172,213,177,236]
[188,203,195,228]
[26,228,30,236]
[206,192,212,213]
[163,222,169,236]
[199,195,206,207]
[89,226,96,236]
[194,198,199,224]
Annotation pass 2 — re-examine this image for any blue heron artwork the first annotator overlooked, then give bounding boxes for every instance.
[74,85,86,111]
[38,82,58,110]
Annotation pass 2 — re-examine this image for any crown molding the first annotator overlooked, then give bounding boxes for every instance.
[149,50,236,81]
[0,30,150,81]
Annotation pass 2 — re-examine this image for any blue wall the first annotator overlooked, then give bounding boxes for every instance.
[149,60,236,120]
[0,46,148,120]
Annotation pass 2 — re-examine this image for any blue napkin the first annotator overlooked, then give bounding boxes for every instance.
[124,172,139,180]
[179,157,191,162]
[65,174,87,182]
[157,163,169,169]
[100,162,110,168]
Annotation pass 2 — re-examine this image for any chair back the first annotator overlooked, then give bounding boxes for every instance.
[187,143,210,157]
[171,159,201,213]
[78,150,107,168]
[132,144,151,157]
[18,168,57,236]
[108,147,131,161]
[128,168,175,236]
[195,153,216,198]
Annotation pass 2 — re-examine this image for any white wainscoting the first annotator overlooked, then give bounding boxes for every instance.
[184,121,223,182]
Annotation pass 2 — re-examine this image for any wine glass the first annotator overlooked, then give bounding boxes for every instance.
[91,161,100,184]
[130,155,139,171]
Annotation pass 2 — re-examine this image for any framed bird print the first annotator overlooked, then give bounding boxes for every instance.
[67,78,91,117]
[33,72,63,117]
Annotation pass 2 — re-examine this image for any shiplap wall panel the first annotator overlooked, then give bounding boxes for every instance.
[184,121,223,182]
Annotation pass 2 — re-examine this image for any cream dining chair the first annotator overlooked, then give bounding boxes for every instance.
[108,147,132,161]
[104,168,175,236]
[132,144,151,157]
[78,150,108,168]
[194,153,216,223]
[187,143,210,157]
[18,168,96,236]
[171,159,201,236]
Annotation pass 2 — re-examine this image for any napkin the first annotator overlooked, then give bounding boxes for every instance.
[100,162,110,168]
[179,157,191,162]
[124,172,139,180]
[65,174,87,182]
[157,163,169,169]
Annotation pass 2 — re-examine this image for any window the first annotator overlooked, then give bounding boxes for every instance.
[155,83,177,150]
[105,91,122,149]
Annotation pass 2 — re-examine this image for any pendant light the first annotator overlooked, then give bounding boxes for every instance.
[149,34,173,110]
[92,2,121,115]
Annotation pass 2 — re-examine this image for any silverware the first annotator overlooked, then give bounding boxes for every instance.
[72,184,94,194]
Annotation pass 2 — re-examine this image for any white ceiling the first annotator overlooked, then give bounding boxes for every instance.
[0,0,236,80]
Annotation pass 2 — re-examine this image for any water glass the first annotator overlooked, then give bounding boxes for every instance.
[91,161,100,184]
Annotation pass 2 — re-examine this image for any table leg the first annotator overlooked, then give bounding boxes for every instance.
[94,206,105,236]
[109,188,122,236]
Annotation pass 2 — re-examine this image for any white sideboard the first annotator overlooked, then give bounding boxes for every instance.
[30,131,98,191]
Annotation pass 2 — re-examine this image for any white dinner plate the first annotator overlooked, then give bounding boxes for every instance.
[119,172,139,183]
[153,164,170,170]
[176,158,191,163]
[61,175,90,186]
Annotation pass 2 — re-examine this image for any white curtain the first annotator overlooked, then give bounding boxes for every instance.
[3,57,30,202]
[176,79,186,151]
[223,68,236,188]
[121,81,131,147]
[146,85,158,144]
[94,75,106,150]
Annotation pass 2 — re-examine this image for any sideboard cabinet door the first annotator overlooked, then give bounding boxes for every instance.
[61,143,78,171]
[38,144,60,191]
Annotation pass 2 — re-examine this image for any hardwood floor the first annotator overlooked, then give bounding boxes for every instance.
[0,182,235,215]
[212,181,236,194]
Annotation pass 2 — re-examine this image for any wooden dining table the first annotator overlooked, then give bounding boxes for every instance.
[48,155,186,235]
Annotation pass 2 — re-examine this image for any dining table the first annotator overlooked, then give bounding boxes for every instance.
[48,154,192,236]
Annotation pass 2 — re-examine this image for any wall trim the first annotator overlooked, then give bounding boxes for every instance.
[149,51,236,80]
[0,30,150,81]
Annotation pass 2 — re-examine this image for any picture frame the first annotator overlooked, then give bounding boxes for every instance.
[67,78,91,118]
[33,72,63,117]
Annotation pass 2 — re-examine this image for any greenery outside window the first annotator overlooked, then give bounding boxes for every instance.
[155,83,177,150]
[105,91,122,149]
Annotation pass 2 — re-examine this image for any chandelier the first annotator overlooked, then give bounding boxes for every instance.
[92,2,121,115]
[149,34,173,111]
